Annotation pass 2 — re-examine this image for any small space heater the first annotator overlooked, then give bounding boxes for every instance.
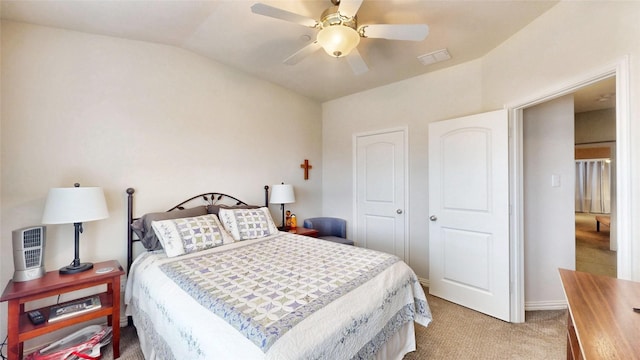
[12,226,46,282]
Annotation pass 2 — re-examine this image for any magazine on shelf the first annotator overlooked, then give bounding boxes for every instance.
[49,296,101,323]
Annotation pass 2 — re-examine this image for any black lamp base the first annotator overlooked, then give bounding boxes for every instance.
[59,262,93,275]
[60,221,93,275]
[278,203,289,232]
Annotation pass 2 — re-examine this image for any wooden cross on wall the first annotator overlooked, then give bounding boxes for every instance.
[300,159,312,180]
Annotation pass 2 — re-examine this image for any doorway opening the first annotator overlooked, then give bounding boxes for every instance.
[509,57,631,323]
[573,78,616,277]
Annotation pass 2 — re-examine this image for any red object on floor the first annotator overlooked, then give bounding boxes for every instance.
[24,325,112,360]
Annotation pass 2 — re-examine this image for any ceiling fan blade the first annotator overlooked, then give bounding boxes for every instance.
[251,3,318,28]
[360,24,429,41]
[283,41,322,65]
[346,48,369,75]
[338,0,363,18]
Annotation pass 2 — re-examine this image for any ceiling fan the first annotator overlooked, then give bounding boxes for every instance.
[251,0,429,75]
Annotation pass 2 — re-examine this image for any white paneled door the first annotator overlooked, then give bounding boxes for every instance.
[355,129,407,261]
[428,110,510,321]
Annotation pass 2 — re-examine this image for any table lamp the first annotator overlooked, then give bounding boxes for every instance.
[42,183,109,274]
[269,183,295,231]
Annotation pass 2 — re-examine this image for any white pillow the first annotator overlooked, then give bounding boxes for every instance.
[218,207,278,241]
[151,214,233,257]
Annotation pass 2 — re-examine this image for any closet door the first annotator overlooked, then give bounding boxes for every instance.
[355,129,407,261]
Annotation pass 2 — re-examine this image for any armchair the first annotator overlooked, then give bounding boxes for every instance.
[303,217,354,246]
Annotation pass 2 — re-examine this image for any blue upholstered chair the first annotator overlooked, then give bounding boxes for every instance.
[303,217,354,246]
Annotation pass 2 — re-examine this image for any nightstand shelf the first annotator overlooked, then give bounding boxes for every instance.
[1,260,124,360]
[18,293,112,338]
[288,227,319,237]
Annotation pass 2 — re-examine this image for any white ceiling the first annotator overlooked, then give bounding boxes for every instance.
[573,76,616,113]
[1,0,614,111]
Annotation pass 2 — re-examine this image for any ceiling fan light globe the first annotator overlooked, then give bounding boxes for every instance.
[317,25,360,58]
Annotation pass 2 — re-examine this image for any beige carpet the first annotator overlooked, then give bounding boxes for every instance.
[101,291,566,360]
[101,325,144,360]
[404,293,566,359]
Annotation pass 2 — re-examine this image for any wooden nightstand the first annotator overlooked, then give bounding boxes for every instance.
[288,227,319,237]
[0,260,125,360]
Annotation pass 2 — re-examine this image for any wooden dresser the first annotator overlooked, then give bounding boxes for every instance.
[559,268,640,359]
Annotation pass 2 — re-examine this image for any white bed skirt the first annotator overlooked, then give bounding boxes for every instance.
[135,319,417,360]
[373,321,416,360]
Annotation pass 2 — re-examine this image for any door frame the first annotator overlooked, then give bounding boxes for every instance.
[507,56,631,322]
[352,126,410,262]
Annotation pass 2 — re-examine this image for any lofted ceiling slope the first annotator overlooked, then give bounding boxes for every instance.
[1,0,562,102]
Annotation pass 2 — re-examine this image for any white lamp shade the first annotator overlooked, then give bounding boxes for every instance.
[42,187,109,224]
[270,184,296,204]
[317,25,360,58]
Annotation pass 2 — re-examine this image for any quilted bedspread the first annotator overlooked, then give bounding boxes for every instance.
[125,233,431,360]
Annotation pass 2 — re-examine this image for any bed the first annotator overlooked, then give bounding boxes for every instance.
[124,187,431,360]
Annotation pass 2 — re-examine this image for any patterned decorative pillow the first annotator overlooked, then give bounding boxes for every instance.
[218,207,279,241]
[151,214,233,257]
[131,205,208,251]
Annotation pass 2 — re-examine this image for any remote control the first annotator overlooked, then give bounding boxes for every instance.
[28,310,45,325]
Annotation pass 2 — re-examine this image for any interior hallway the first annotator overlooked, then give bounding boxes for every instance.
[575,212,616,277]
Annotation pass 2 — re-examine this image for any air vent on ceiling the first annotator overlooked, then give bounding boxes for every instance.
[418,48,451,66]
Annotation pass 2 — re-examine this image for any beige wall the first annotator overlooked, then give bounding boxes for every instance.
[482,0,639,292]
[575,108,616,144]
[0,21,322,341]
[523,95,575,306]
[322,60,484,278]
[323,1,640,294]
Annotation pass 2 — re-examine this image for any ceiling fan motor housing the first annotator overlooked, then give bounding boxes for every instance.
[250,0,429,74]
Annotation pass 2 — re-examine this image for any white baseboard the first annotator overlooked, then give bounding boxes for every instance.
[524,300,568,311]
[418,278,566,312]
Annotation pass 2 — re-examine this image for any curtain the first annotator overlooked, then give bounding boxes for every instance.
[575,159,611,213]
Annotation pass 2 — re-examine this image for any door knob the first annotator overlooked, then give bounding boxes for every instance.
[429,215,437,221]
[396,209,403,214]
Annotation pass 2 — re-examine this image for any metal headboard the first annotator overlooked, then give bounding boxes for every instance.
[126,186,270,273]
